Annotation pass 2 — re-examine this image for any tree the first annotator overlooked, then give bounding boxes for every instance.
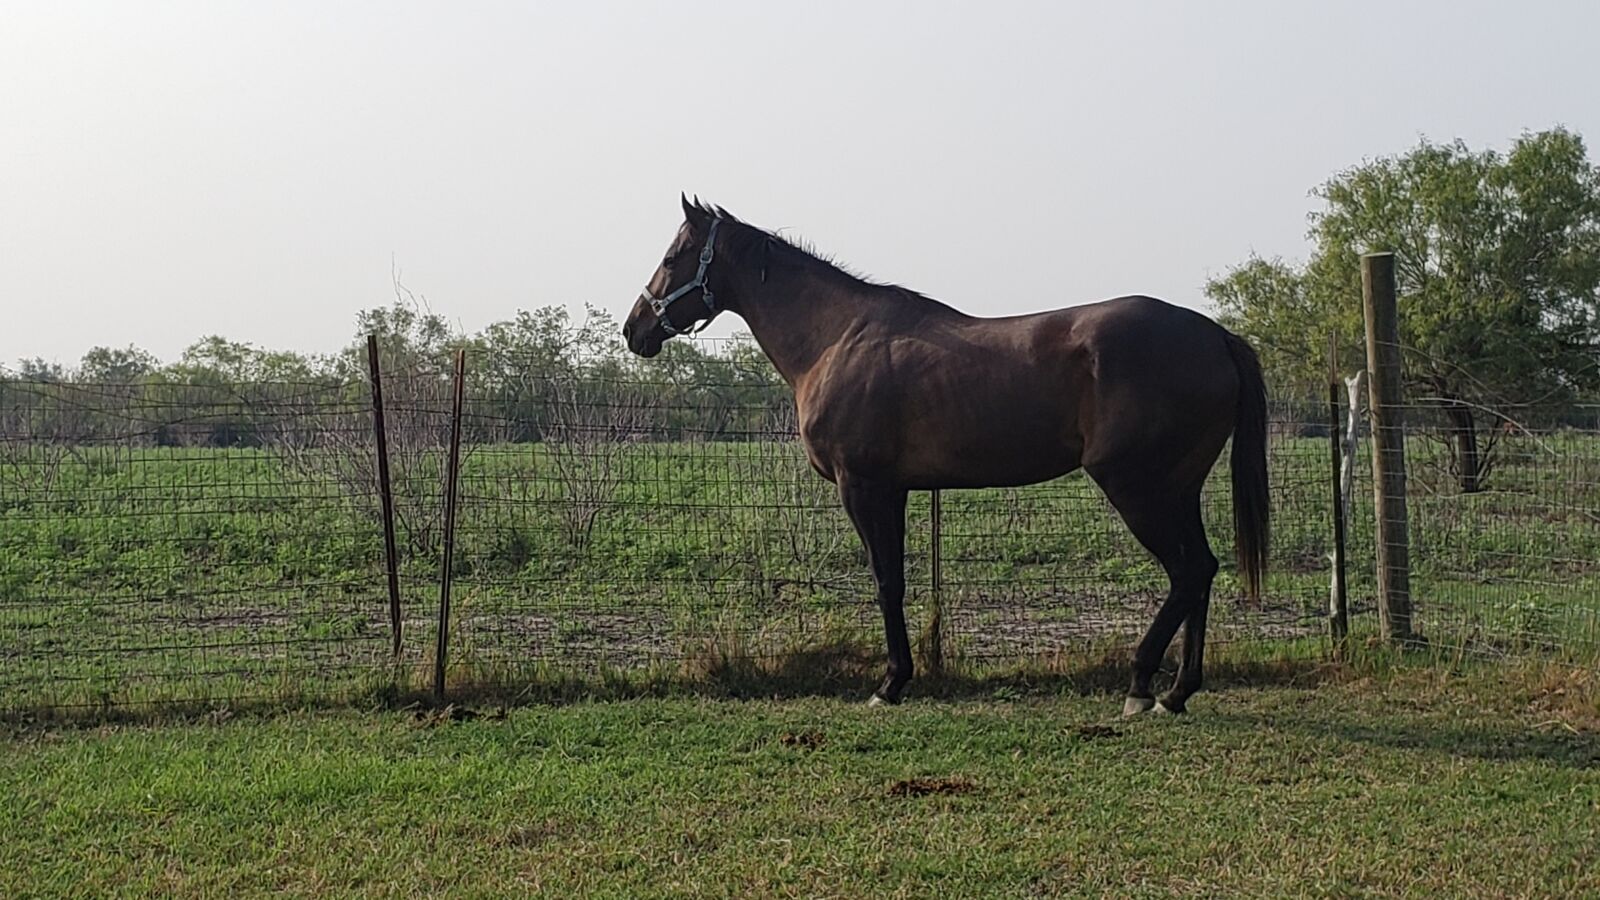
[1209,128,1600,491]
[163,336,323,384]
[1202,257,1323,395]
[450,304,600,441]
[470,305,624,394]
[78,345,158,382]
[14,358,66,383]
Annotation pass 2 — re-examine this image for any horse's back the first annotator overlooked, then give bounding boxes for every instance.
[798,294,1240,491]
[1067,296,1241,483]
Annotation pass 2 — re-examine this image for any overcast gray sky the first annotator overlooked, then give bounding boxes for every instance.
[3,1,1596,366]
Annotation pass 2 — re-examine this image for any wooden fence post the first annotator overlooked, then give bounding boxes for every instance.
[434,349,467,702]
[1361,253,1414,642]
[366,335,404,659]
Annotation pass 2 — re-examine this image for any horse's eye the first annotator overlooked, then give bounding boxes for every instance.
[663,255,677,267]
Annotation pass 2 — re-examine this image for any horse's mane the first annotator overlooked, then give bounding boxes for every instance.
[688,198,935,305]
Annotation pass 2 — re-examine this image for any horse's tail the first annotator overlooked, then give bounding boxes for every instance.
[1224,331,1270,602]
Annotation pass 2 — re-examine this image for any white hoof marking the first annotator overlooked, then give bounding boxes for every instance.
[866,694,887,708]
[1153,701,1176,715]
[1122,696,1155,716]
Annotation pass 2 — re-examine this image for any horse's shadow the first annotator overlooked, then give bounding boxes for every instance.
[701,651,1600,772]
[699,647,1330,705]
[1198,709,1600,771]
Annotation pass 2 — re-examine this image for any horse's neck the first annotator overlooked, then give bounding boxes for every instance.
[733,270,883,386]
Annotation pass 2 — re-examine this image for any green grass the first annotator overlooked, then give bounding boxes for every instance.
[1,433,1597,713]
[4,663,1598,898]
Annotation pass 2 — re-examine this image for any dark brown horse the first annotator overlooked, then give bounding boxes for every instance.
[624,197,1268,715]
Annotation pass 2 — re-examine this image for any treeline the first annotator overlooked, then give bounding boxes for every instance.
[1206,127,1600,492]
[11,127,1600,465]
[1,303,792,447]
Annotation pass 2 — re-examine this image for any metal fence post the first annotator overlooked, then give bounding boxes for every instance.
[367,335,404,659]
[434,349,467,702]
[926,488,945,674]
[1326,334,1350,651]
[1361,252,1414,642]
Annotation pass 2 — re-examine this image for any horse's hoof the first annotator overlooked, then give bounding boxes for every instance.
[1122,696,1156,716]
[866,694,888,708]
[1154,692,1190,714]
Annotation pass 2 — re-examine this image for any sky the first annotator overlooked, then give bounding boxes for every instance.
[3,1,1597,367]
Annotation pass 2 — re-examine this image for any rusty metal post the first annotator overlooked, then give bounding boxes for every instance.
[367,335,404,659]
[434,349,467,701]
[1326,334,1350,651]
[926,489,945,673]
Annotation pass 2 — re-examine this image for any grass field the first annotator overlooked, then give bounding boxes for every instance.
[3,659,1598,898]
[1,430,1597,713]
[2,421,1598,895]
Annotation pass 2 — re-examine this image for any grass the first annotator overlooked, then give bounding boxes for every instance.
[1,432,1597,714]
[3,660,1598,898]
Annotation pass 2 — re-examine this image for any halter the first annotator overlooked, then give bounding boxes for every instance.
[644,218,722,336]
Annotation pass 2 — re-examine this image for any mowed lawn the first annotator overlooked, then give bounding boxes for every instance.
[4,666,1598,898]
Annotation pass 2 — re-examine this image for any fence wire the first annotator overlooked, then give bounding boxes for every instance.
[1398,402,1600,659]
[1,353,1596,715]
[0,377,394,712]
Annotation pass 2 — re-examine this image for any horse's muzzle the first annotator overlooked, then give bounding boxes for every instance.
[623,312,663,358]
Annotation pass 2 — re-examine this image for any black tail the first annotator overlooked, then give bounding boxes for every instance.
[1224,332,1270,602]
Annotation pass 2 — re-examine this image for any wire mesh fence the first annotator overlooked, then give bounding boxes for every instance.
[0,377,395,713]
[2,344,1596,716]
[1399,402,1600,659]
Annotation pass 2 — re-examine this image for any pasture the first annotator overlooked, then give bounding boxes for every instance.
[2,393,1598,897]
[2,426,1597,715]
[3,662,1598,897]
[9,6,1600,896]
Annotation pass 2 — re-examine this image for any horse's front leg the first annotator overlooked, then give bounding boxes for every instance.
[838,475,911,705]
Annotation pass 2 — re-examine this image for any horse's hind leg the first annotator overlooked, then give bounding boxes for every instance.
[1158,499,1216,713]
[1092,471,1216,714]
[838,475,912,705]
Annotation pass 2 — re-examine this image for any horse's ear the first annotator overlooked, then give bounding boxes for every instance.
[681,193,712,231]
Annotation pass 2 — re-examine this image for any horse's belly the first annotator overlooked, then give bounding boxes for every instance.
[906,419,1083,489]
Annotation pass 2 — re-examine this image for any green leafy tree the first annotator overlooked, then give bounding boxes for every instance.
[465,304,625,440]
[349,300,462,377]
[163,336,324,384]
[470,304,624,384]
[1209,128,1600,491]
[78,345,158,382]
[14,358,67,383]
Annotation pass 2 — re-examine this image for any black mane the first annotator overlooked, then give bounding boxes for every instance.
[688,198,933,303]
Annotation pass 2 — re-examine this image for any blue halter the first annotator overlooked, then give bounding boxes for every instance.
[644,218,722,336]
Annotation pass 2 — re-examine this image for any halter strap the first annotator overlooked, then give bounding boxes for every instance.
[645,218,722,336]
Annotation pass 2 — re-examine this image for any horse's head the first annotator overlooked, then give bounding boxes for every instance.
[624,195,724,357]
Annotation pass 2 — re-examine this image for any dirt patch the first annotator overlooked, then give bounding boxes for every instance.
[887,776,978,798]
[944,589,1320,658]
[150,607,300,630]
[498,821,565,849]
[458,608,677,665]
[115,585,1322,680]
[1074,723,1122,740]
[447,588,1320,671]
[778,729,825,750]
[408,703,504,727]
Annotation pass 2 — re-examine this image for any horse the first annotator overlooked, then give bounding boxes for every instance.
[623,196,1268,715]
